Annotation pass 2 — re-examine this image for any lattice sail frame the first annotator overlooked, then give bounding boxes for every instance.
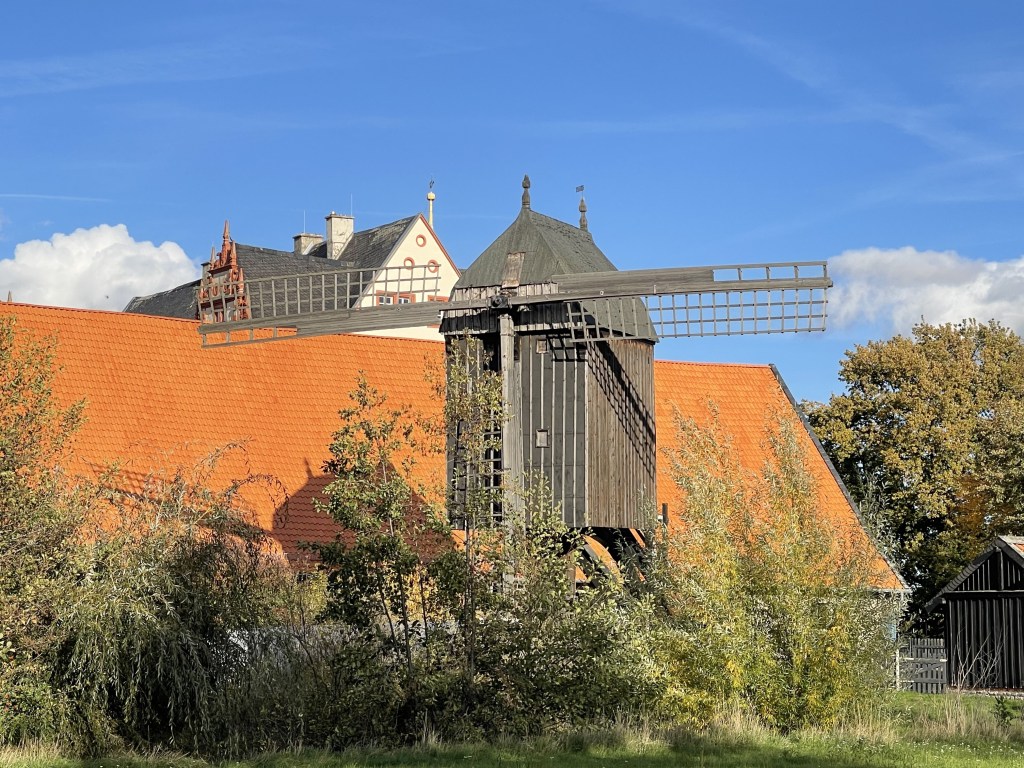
[198,260,831,347]
[563,263,829,343]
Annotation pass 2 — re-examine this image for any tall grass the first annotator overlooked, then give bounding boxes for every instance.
[1,694,1023,768]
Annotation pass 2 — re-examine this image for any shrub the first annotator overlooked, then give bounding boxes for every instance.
[315,356,665,744]
[0,316,85,747]
[648,404,899,730]
[50,447,298,754]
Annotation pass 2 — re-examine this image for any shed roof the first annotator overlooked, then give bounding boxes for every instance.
[123,279,201,320]
[926,535,1024,611]
[0,301,902,589]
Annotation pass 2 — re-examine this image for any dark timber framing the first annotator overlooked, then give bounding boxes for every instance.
[927,536,1024,690]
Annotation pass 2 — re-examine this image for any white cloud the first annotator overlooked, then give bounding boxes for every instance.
[1,224,198,311]
[828,246,1024,333]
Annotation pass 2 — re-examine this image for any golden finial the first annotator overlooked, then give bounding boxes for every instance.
[522,174,531,208]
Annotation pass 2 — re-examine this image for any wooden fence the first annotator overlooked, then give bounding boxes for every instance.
[899,637,946,693]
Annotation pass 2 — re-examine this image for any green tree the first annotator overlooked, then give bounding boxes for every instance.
[651,405,897,730]
[314,372,454,743]
[54,446,293,755]
[315,347,663,743]
[805,319,1024,624]
[0,315,84,745]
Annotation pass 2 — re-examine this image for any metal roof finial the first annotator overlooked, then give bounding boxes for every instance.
[426,179,436,228]
[522,174,531,208]
[577,185,588,231]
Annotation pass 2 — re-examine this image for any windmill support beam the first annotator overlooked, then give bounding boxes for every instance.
[541,262,831,303]
[498,311,525,526]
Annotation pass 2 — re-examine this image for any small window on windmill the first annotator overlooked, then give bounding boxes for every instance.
[536,339,549,355]
[535,429,549,448]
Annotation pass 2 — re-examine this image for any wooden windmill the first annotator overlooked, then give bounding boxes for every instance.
[199,176,831,537]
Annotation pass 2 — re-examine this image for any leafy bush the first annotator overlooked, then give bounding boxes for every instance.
[647,404,899,730]
[49,447,299,754]
[2,315,900,754]
[314,356,665,744]
[0,316,85,747]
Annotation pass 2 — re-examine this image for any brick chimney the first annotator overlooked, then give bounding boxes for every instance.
[325,212,354,260]
[293,232,324,256]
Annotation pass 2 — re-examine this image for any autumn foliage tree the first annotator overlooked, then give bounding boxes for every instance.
[805,319,1024,624]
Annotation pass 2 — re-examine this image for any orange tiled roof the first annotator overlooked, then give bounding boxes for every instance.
[0,302,903,589]
[653,360,904,590]
[0,302,447,557]
[1006,537,1024,558]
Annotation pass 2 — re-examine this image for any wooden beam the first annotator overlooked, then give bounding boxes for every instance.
[498,312,524,527]
[534,263,831,303]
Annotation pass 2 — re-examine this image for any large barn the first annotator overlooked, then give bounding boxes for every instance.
[0,300,903,590]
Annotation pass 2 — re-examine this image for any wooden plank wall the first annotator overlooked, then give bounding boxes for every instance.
[585,339,656,529]
[518,333,588,526]
[948,594,1024,690]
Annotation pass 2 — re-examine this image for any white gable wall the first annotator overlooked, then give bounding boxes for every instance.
[354,215,459,341]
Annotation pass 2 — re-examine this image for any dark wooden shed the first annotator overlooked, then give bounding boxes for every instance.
[926,535,1024,690]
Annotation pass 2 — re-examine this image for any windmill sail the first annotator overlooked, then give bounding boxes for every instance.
[199,260,830,345]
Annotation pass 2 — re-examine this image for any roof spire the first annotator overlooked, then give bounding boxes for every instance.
[426,179,436,228]
[212,220,237,269]
[577,185,587,231]
[521,174,531,209]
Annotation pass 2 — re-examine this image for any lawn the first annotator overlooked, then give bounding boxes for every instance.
[3,693,1022,768]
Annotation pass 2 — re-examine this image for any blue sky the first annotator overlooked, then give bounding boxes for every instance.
[3,1,1024,403]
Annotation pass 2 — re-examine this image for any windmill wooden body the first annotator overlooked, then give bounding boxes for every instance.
[199,177,832,536]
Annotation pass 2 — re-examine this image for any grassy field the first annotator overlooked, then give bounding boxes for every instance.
[3,693,1022,768]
